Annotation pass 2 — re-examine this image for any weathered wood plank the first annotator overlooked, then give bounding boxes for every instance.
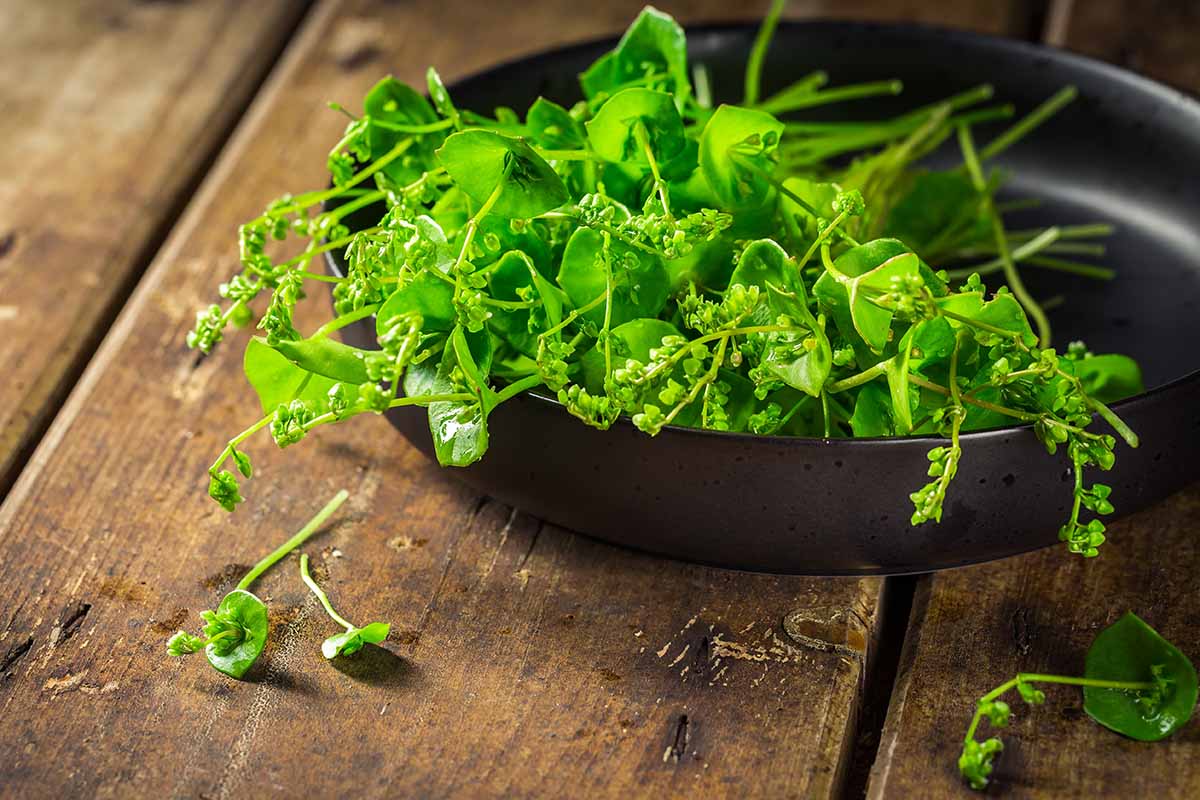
[0,0,311,493]
[867,10,1200,796]
[0,1,1020,797]
[1044,0,1200,94]
[867,485,1200,798]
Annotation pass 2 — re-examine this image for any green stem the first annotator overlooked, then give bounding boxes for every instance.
[389,393,473,409]
[310,304,381,339]
[1009,223,1114,241]
[202,629,240,647]
[601,234,615,384]
[236,490,349,591]
[743,0,786,106]
[966,671,1156,742]
[634,122,672,215]
[797,209,851,268]
[960,123,1051,345]
[328,190,387,222]
[944,227,1060,280]
[821,391,832,438]
[272,140,414,218]
[495,374,545,404]
[533,148,599,162]
[909,375,1037,423]
[1023,256,1115,280]
[282,393,478,434]
[663,337,727,428]
[758,71,829,112]
[539,293,608,339]
[276,227,382,271]
[1014,673,1154,690]
[760,80,903,115]
[299,553,354,630]
[209,415,272,474]
[979,86,1077,162]
[826,361,889,393]
[481,297,538,310]
[1087,396,1139,448]
[368,118,455,134]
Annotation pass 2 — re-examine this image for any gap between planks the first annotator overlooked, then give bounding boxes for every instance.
[0,0,319,502]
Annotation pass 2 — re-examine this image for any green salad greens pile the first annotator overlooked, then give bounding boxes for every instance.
[189,3,1141,557]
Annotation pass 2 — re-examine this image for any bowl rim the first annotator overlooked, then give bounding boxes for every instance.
[324,17,1200,448]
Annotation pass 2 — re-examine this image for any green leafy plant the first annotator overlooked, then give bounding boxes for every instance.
[959,612,1197,790]
[299,553,391,659]
[167,489,349,678]
[187,4,1142,556]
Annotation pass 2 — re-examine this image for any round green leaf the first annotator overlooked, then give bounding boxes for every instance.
[377,271,455,334]
[426,327,493,467]
[780,177,840,236]
[556,227,669,327]
[436,130,568,219]
[586,88,685,165]
[1084,612,1198,741]
[206,590,268,680]
[401,334,445,400]
[1073,354,1145,403]
[728,239,804,304]
[487,250,566,357]
[581,318,681,391]
[611,6,691,106]
[363,76,439,178]
[699,104,784,210]
[814,241,923,355]
[850,383,893,437]
[578,8,691,107]
[886,328,915,433]
[473,215,554,277]
[883,171,982,257]
[322,622,391,659]
[526,97,585,149]
[763,326,832,398]
[243,338,340,416]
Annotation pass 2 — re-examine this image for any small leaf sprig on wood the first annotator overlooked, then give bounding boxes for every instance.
[187,4,1142,556]
[299,553,390,659]
[959,613,1197,790]
[167,489,349,678]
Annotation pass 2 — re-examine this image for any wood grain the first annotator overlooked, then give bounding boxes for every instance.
[865,5,1200,795]
[0,0,1031,796]
[866,485,1200,798]
[1045,0,1200,94]
[0,0,311,494]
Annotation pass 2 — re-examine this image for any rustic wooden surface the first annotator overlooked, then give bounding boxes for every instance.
[0,0,311,494]
[867,486,1200,799]
[1045,0,1200,94]
[865,9,1200,797]
[10,0,1194,798]
[0,1,1022,797]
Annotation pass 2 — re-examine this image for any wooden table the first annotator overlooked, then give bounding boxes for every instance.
[1,1,1196,797]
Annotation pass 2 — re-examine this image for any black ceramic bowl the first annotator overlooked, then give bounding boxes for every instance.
[328,21,1200,575]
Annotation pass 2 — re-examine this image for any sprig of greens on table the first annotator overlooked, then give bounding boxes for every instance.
[188,3,1142,557]
[959,613,1197,790]
[167,490,389,677]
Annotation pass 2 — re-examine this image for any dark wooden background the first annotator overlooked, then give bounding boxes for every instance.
[1,1,1197,797]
